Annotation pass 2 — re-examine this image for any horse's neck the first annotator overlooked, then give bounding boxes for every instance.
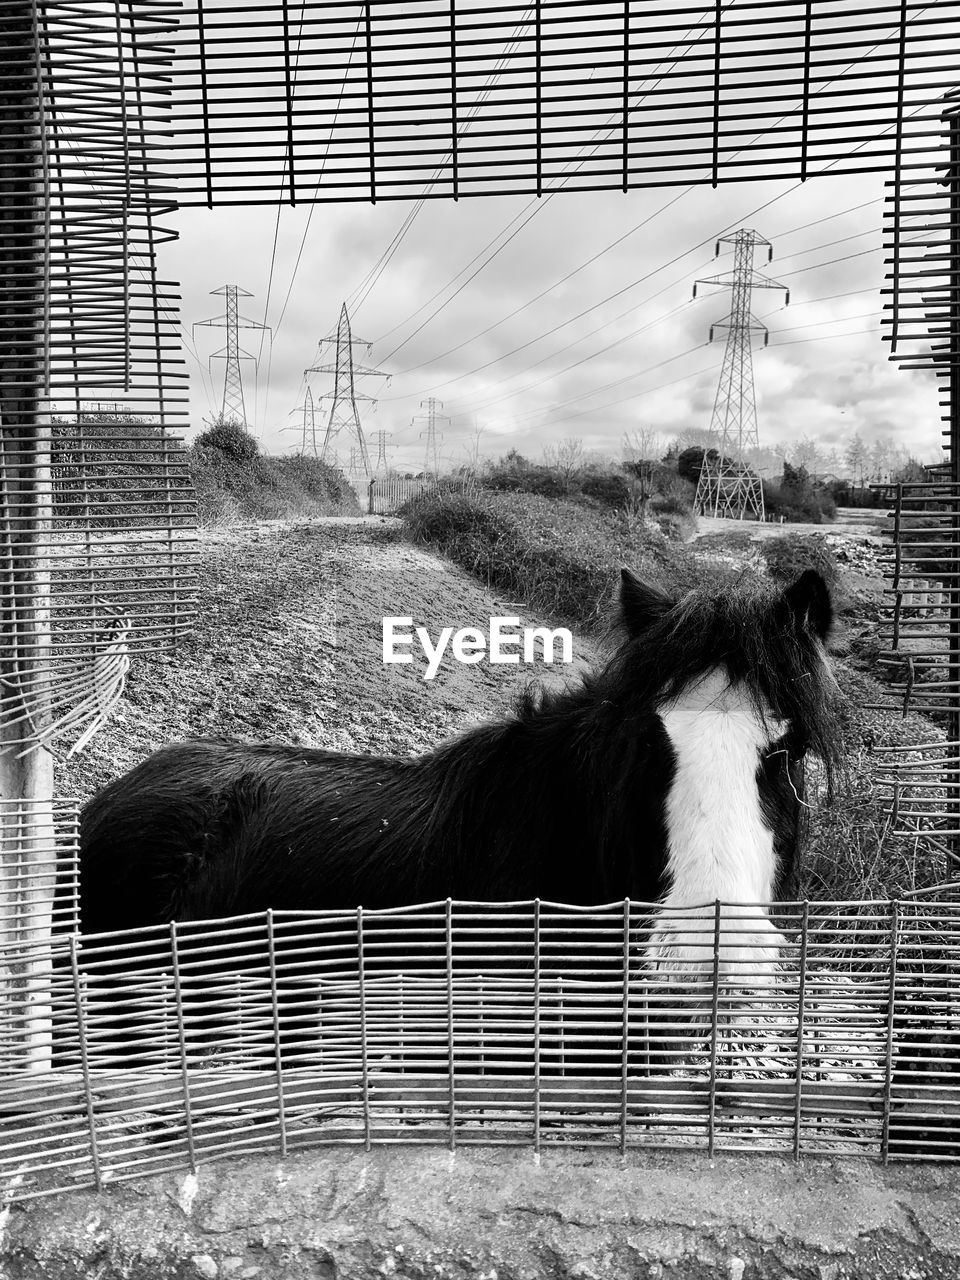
[657,668,777,906]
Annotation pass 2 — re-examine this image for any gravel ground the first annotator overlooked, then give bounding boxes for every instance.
[56,516,597,804]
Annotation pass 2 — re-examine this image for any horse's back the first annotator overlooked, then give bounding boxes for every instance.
[79,739,410,932]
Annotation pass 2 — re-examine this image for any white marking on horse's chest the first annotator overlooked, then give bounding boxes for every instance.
[658,667,782,906]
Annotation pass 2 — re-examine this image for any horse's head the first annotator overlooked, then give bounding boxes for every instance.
[612,566,838,907]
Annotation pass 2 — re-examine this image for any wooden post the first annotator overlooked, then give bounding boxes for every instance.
[0,1,57,1072]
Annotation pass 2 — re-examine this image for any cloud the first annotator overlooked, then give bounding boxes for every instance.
[162,170,943,474]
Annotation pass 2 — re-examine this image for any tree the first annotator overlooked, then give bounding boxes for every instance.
[674,426,720,451]
[792,435,820,478]
[869,436,892,482]
[196,414,259,463]
[542,437,584,491]
[844,433,868,489]
[677,446,719,485]
[622,427,663,464]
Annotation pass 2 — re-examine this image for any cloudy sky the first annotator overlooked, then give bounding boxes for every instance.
[161,169,943,475]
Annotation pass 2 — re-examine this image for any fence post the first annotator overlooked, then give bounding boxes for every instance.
[368,477,375,515]
[0,2,57,1073]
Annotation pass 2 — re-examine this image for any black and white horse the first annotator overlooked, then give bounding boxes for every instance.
[79,567,837,986]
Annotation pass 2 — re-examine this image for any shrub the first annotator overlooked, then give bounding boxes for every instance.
[195,418,260,463]
[189,446,360,524]
[578,470,632,508]
[758,532,840,590]
[649,498,698,541]
[404,489,712,631]
[484,462,567,498]
[764,463,837,524]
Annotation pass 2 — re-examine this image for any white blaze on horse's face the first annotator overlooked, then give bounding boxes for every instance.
[650,666,791,984]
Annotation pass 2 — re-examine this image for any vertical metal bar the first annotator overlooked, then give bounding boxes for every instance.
[620,898,631,1155]
[113,3,132,393]
[357,905,371,1150]
[196,0,213,207]
[364,0,376,203]
[266,910,288,1157]
[792,901,809,1162]
[621,0,629,193]
[0,0,56,1072]
[533,897,541,1152]
[446,897,456,1150]
[892,482,903,650]
[799,0,812,182]
[169,921,197,1172]
[943,115,960,862]
[450,0,458,200]
[281,0,297,204]
[888,0,907,352]
[881,901,901,1164]
[707,901,722,1156]
[69,934,102,1191]
[534,0,542,197]
[711,0,721,187]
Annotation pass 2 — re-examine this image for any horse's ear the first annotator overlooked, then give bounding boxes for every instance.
[783,568,832,641]
[618,568,673,636]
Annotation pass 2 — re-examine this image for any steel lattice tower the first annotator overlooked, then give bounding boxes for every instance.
[372,429,391,474]
[194,285,270,427]
[692,230,789,521]
[412,397,449,476]
[306,303,389,472]
[286,386,318,457]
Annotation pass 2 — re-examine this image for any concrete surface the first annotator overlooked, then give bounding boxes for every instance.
[2,1147,959,1279]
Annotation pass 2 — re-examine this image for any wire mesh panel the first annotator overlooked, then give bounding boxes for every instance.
[0,797,78,1070]
[0,3,197,757]
[1,899,958,1203]
[163,0,960,204]
[871,481,960,853]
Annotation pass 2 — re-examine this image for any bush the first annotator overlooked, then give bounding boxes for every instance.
[764,463,837,524]
[484,462,567,498]
[648,492,698,541]
[189,446,360,524]
[578,470,632,508]
[404,489,711,631]
[195,418,259,463]
[758,532,840,590]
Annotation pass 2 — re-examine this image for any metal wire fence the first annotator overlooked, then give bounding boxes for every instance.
[163,0,960,203]
[1,898,957,1203]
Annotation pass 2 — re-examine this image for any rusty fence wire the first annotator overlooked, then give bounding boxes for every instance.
[0,898,958,1203]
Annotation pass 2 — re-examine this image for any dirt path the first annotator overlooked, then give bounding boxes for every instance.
[57,516,597,804]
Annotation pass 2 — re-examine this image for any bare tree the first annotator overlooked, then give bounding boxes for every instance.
[542,436,584,491]
[869,436,892,481]
[622,426,663,463]
[845,433,868,489]
[792,435,820,478]
[673,426,719,452]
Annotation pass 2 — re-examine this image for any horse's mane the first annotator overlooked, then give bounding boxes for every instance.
[512,569,840,788]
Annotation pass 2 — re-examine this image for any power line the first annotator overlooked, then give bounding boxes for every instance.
[504,326,882,432]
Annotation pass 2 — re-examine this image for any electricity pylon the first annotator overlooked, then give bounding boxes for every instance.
[692,229,789,521]
[306,303,389,472]
[372,429,392,474]
[412,397,450,476]
[193,285,270,428]
[286,386,318,457]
